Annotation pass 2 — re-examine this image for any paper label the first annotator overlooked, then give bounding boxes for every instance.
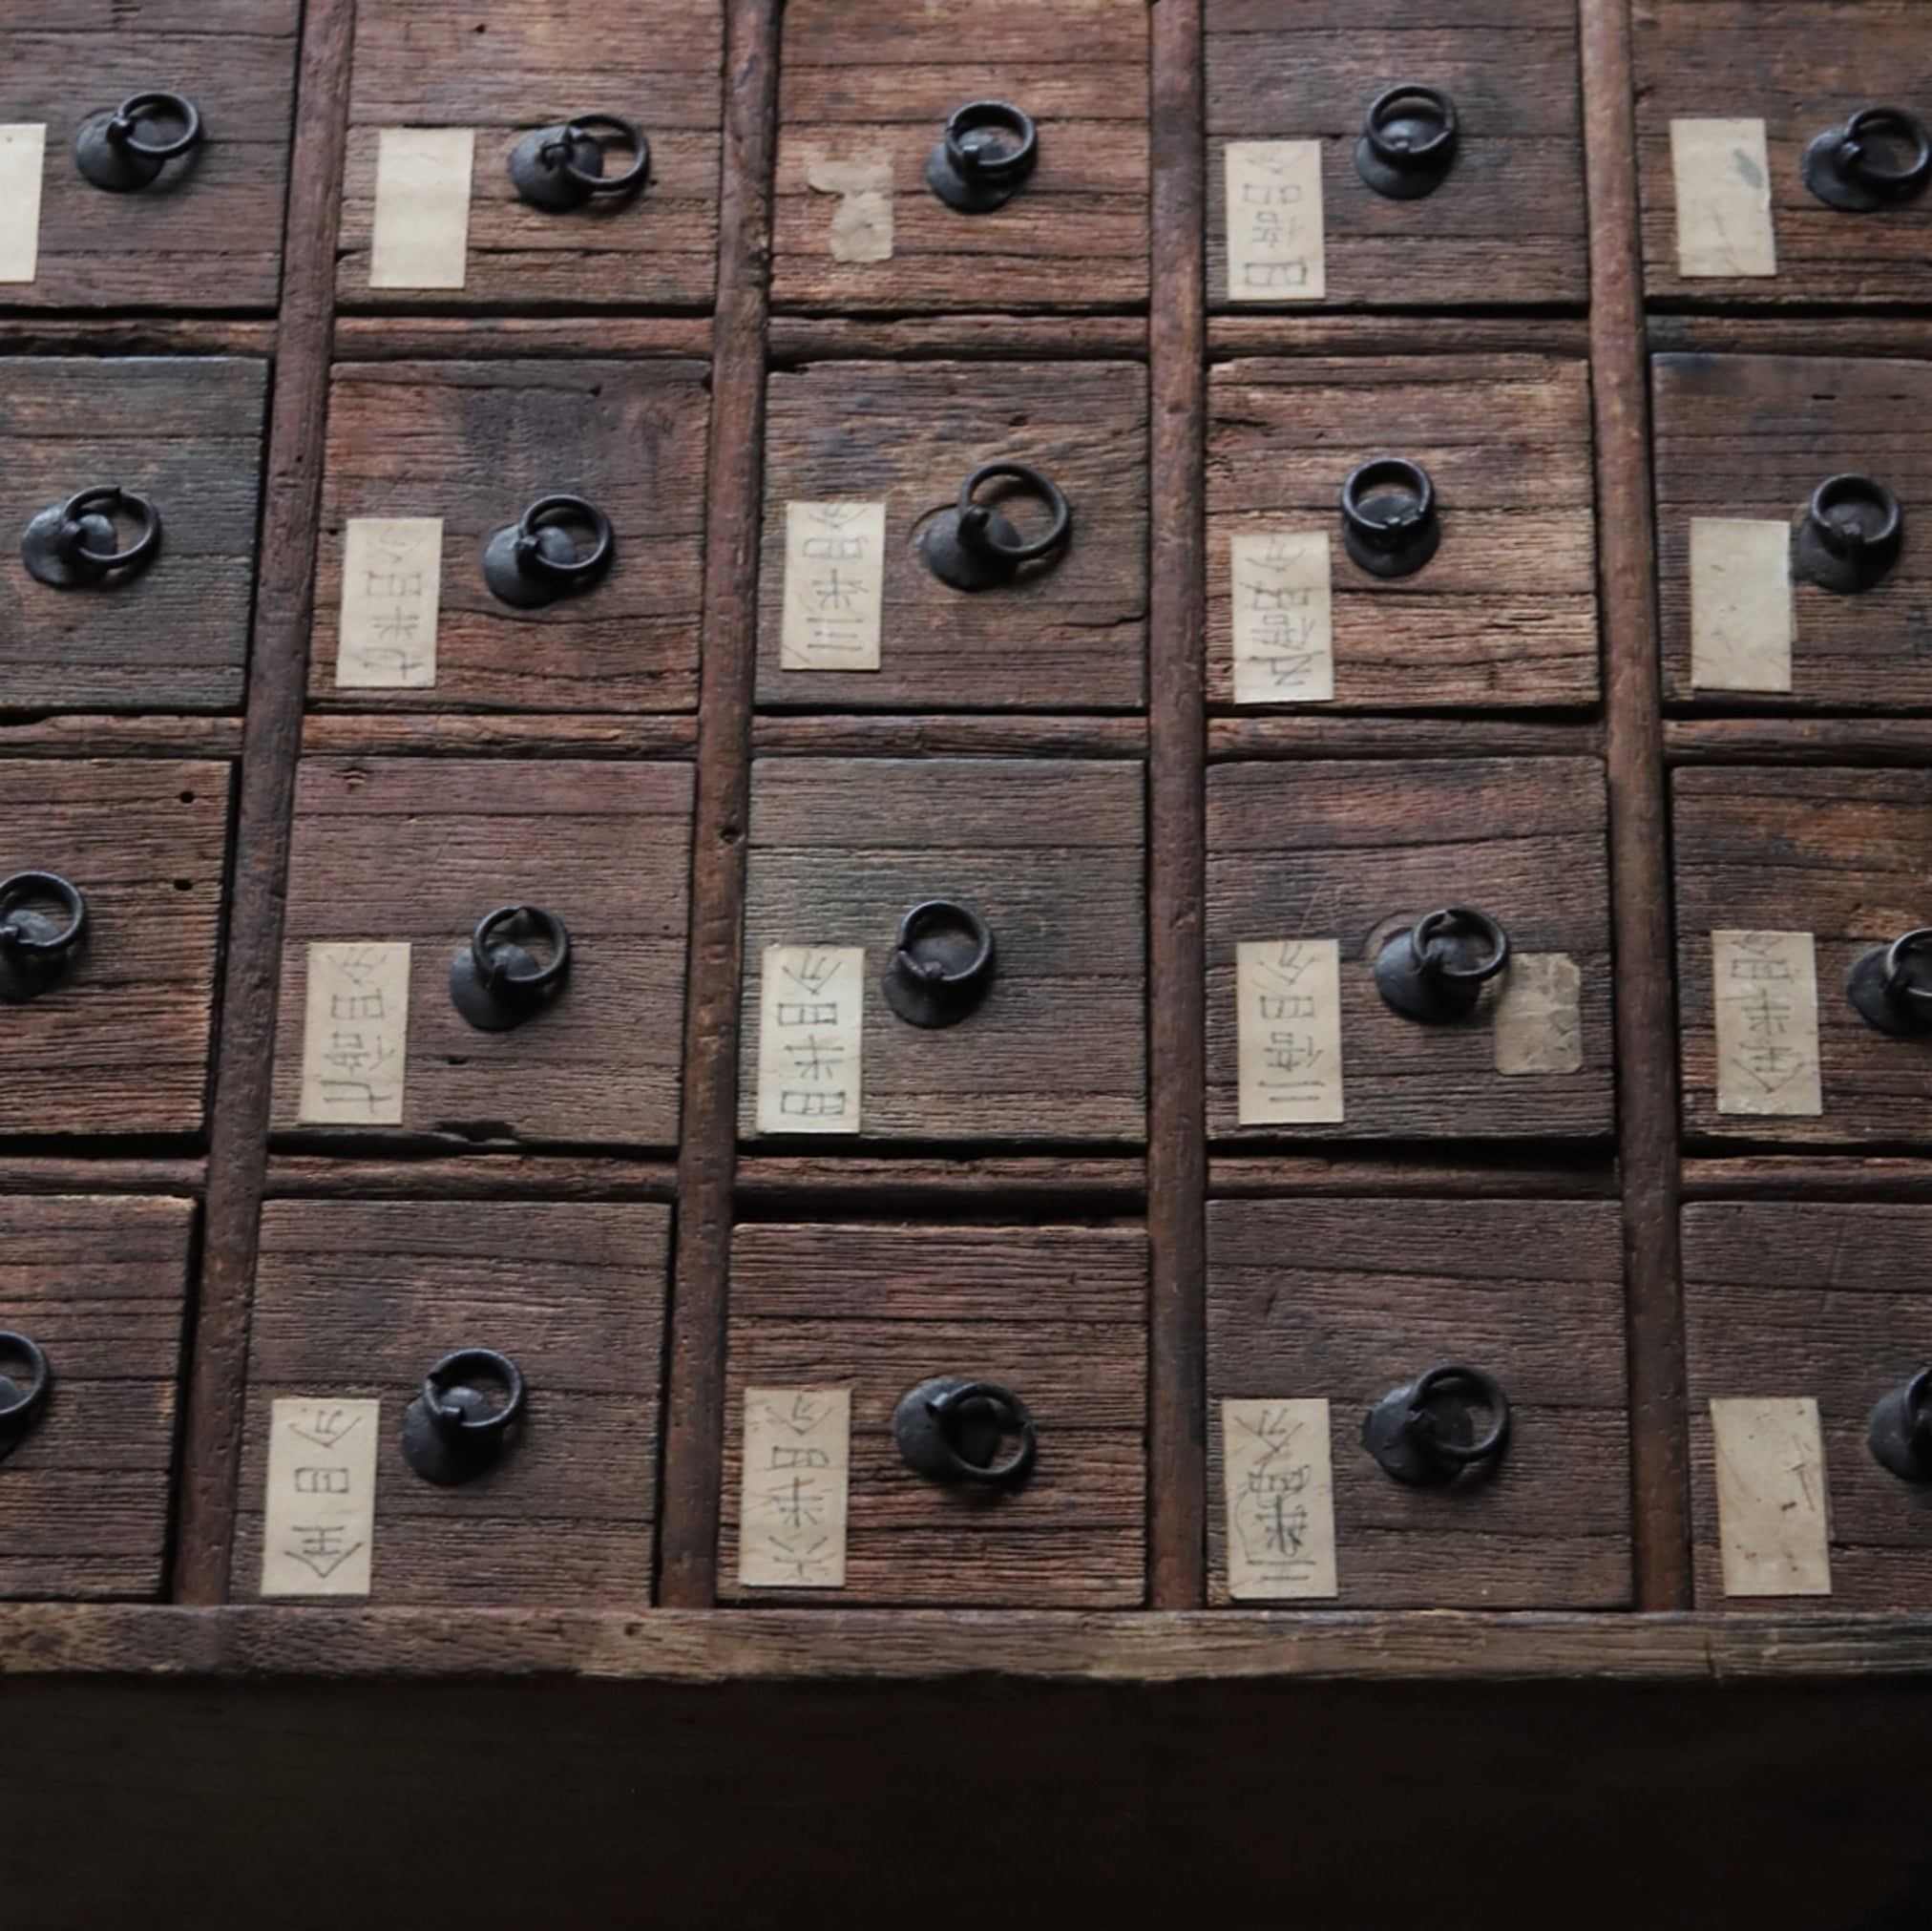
[1493,953,1584,1076]
[755,945,864,1134]
[1690,518,1794,692]
[1711,1396,1832,1597]
[1226,140,1325,302]
[336,517,444,688]
[369,127,473,290]
[1230,531,1334,703]
[259,1397,381,1598]
[0,126,45,284]
[1712,931,1822,1117]
[781,502,886,671]
[1236,939,1344,1124]
[1222,1398,1338,1601]
[737,1388,851,1588]
[1670,118,1776,279]
[807,158,894,262]
[299,942,411,1125]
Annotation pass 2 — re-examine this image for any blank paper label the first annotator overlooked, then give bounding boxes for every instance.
[1222,1398,1338,1601]
[1493,953,1584,1076]
[807,158,893,262]
[299,942,411,1126]
[370,127,473,289]
[738,1388,851,1588]
[755,945,864,1134]
[1226,141,1325,302]
[337,517,443,688]
[260,1397,381,1598]
[1670,118,1776,278]
[0,126,45,283]
[1236,939,1344,1124]
[1712,1396,1832,1597]
[1230,531,1334,703]
[781,501,886,671]
[1712,930,1821,1117]
[1690,518,1794,692]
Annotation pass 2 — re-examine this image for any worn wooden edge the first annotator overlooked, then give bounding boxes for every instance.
[329,316,716,359]
[1208,1157,1619,1199]
[1682,1159,1932,1202]
[1647,315,1932,359]
[299,716,701,757]
[0,1161,204,1195]
[767,316,1150,364]
[734,1156,1147,1207]
[1665,718,1932,764]
[1208,718,1605,761]
[1208,315,1592,360]
[0,319,278,357]
[264,1156,679,1200]
[749,715,1149,757]
[0,717,246,758]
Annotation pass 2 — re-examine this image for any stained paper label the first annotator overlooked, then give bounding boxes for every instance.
[807,158,893,262]
[1712,930,1821,1117]
[1236,939,1344,1124]
[1225,140,1325,302]
[781,502,886,672]
[755,945,864,1134]
[337,517,444,687]
[369,127,473,290]
[1711,1396,1832,1597]
[1222,1398,1338,1601]
[0,126,46,284]
[1670,118,1776,279]
[260,1397,381,1598]
[1690,518,1794,692]
[1230,531,1334,703]
[1493,953,1584,1076]
[738,1387,851,1588]
[299,942,411,1125]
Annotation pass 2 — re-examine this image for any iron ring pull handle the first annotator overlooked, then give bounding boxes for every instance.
[73,90,203,191]
[482,494,616,607]
[920,461,1073,591]
[1374,904,1511,1023]
[1362,1362,1511,1487]
[892,1376,1038,1488]
[21,487,164,589]
[508,112,651,211]
[400,1347,526,1486]
[1869,1368,1932,1483]
[0,871,88,1004]
[0,1332,53,1449]
[1340,456,1440,577]
[927,100,1039,213]
[448,903,572,1031]
[882,898,996,1029]
[1355,84,1460,199]
[1803,107,1932,212]
[1845,926,1932,1037]
[1795,473,1904,594]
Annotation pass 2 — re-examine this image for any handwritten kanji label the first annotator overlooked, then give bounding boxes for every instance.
[755,945,864,1134]
[1670,119,1776,279]
[299,942,411,1125]
[260,1397,380,1598]
[1236,939,1344,1124]
[738,1388,851,1588]
[1230,531,1334,703]
[0,126,45,283]
[807,157,894,262]
[781,502,885,671]
[1493,952,1584,1077]
[369,127,473,289]
[337,517,444,687]
[1711,1396,1832,1597]
[1690,518,1794,692]
[1222,1398,1338,1600]
[1712,931,1821,1117]
[1225,140,1324,303]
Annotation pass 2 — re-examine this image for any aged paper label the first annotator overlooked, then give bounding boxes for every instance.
[807,158,893,262]
[781,501,887,671]
[299,942,411,1126]
[1711,1396,1832,1597]
[1690,518,1794,692]
[1670,118,1776,278]
[260,1397,381,1598]
[738,1388,851,1588]
[1222,1398,1338,1601]
[1236,939,1344,1124]
[1225,140,1325,302]
[369,127,473,289]
[337,517,444,688]
[0,126,45,283]
[1493,952,1585,1076]
[1230,531,1334,703]
[755,945,864,1134]
[1712,931,1822,1117]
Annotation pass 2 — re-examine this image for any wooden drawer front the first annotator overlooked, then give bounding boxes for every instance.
[0,1196,192,1600]
[1,760,230,1138]
[757,362,1147,711]
[309,361,708,715]
[0,3,298,309]
[232,1200,668,1606]
[337,0,721,308]
[1654,355,1932,710]
[271,759,693,1147]
[1674,767,1932,1146]
[1205,0,1586,309]
[1635,1,1932,304]
[1208,357,1599,710]
[1207,759,1614,1143]
[772,0,1148,312]
[0,359,267,712]
[740,759,1146,1144]
[1207,1198,1631,1608]
[719,1223,1146,1607]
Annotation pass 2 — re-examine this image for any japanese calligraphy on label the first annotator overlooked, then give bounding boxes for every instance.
[1712,931,1821,1117]
[781,501,885,671]
[738,1388,851,1588]
[260,1397,380,1598]
[1670,118,1776,279]
[755,945,864,1134]
[337,517,444,687]
[1222,1398,1338,1601]
[0,126,45,284]
[1230,531,1334,703]
[1493,952,1584,1077]
[807,158,894,262]
[299,942,411,1125]
[1225,140,1324,302]
[1711,1396,1832,1597]
[369,127,473,289]
[1690,518,1794,692]
[1236,939,1344,1124]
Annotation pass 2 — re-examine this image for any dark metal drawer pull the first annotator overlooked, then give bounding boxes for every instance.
[509,113,650,212]
[1363,1363,1511,1487]
[1375,905,1510,1023]
[1355,84,1460,199]
[0,1332,52,1466]
[1340,456,1439,577]
[927,100,1038,213]
[1870,1369,1932,1483]
[1802,107,1931,212]
[0,871,88,1004]
[920,460,1072,591]
[73,90,203,191]
[449,904,572,1031]
[21,486,163,589]
[401,1348,526,1486]
[1795,473,1903,595]
[1845,927,1932,1037]
[893,1376,1037,1488]
[483,494,615,607]
[882,898,995,1029]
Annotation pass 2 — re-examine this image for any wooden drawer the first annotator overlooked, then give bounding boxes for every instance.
[1206,0,1586,309]
[337,0,721,308]
[309,361,708,714]
[0,359,266,712]
[740,758,1145,1144]
[1208,357,1598,710]
[271,758,692,1148]
[0,1195,192,1600]
[1207,758,1613,1143]
[771,0,1148,313]
[757,362,1147,710]
[0,1,298,310]
[1,760,230,1139]
[719,1222,1146,1607]
[232,1199,668,1606]
[1207,1197,1630,1608]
